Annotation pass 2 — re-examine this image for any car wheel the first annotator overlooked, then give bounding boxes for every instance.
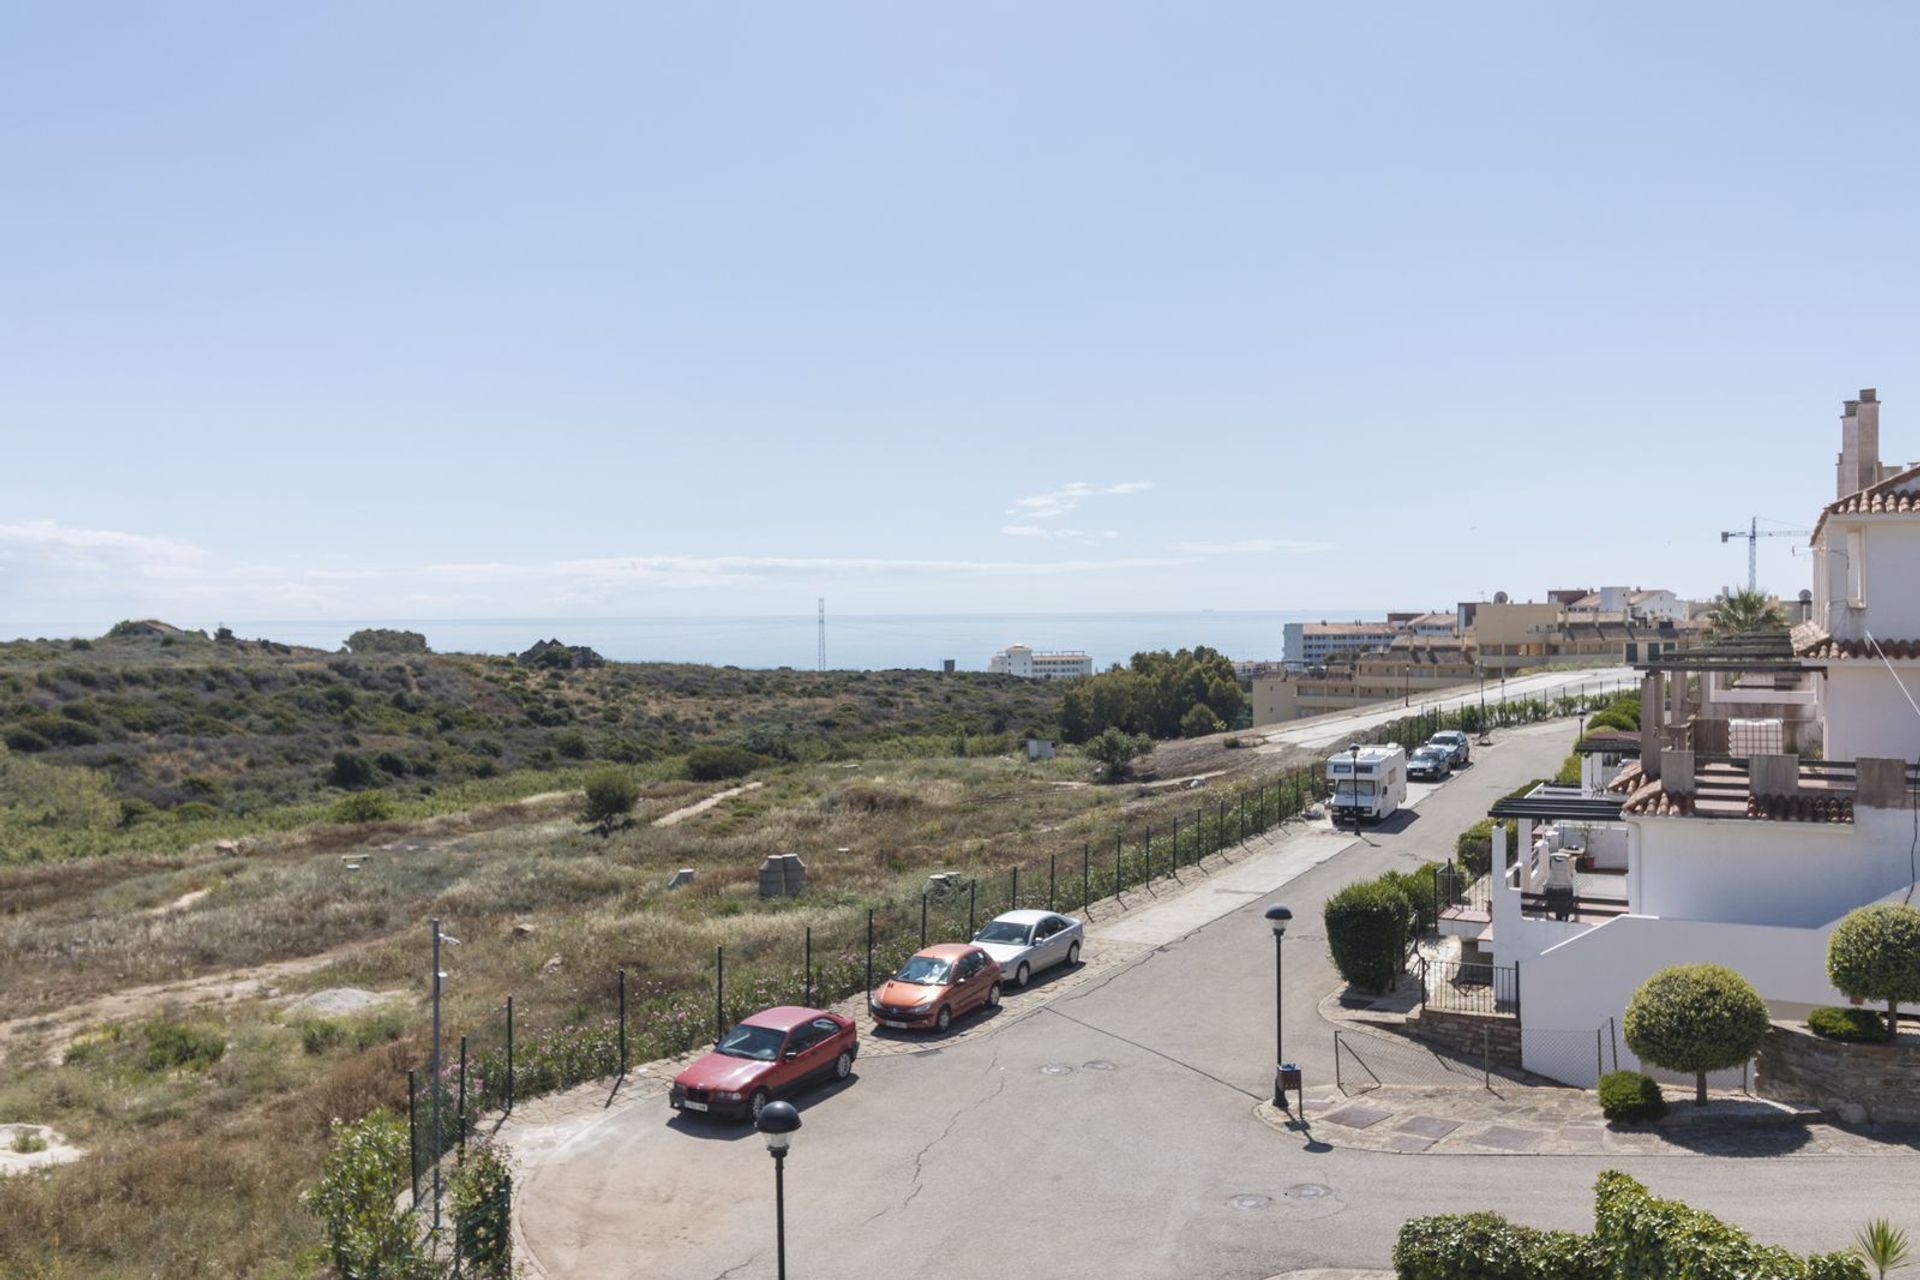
[984,981,1001,1009]
[935,1005,953,1033]
[1015,963,1031,989]
[833,1051,853,1081]
[1067,941,1081,967]
[749,1089,771,1121]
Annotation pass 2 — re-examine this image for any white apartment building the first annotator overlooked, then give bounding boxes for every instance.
[987,644,1093,680]
[1282,620,1398,669]
[1443,388,1920,1088]
[1564,587,1689,624]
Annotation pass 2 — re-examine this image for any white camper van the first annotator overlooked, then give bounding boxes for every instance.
[1325,744,1408,825]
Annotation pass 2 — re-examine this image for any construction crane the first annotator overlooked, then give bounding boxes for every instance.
[1719,517,1810,593]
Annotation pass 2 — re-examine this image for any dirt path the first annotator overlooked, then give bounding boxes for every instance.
[652,781,762,827]
[0,938,381,1068]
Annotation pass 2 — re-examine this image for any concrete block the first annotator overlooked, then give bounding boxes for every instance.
[758,853,807,899]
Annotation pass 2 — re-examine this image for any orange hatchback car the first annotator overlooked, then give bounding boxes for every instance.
[869,943,1002,1032]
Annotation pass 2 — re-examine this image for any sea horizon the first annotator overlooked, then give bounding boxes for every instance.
[7,609,1390,672]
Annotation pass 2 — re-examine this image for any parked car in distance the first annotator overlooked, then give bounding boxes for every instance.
[1406,745,1453,781]
[869,943,1002,1032]
[669,1006,858,1122]
[1427,730,1471,767]
[971,910,1083,988]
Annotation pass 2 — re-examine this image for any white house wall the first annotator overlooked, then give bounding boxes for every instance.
[1823,665,1920,762]
[1862,521,1920,636]
[1631,811,1916,927]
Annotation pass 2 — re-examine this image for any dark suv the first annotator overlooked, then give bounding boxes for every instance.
[1427,730,1471,767]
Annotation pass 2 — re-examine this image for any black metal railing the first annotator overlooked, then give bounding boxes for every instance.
[1418,955,1519,1017]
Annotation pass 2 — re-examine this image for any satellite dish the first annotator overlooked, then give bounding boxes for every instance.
[1494,591,1510,604]
[1799,589,1813,602]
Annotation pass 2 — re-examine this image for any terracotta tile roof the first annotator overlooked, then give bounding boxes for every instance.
[1825,462,1920,517]
[1795,629,1920,660]
[1745,792,1854,823]
[1621,779,1692,816]
[1606,760,1644,793]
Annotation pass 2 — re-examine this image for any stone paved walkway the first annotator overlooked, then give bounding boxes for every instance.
[1258,1084,1920,1157]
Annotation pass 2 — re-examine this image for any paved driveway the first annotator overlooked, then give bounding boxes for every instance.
[507,719,1920,1279]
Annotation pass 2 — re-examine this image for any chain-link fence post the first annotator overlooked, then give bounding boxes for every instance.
[406,1067,420,1208]
[715,946,725,1042]
[1048,855,1056,911]
[618,969,627,1076]
[458,1035,468,1153]
[804,926,814,1006]
[920,895,927,948]
[505,995,515,1114]
[1082,842,1090,914]
[1011,865,1019,911]
[865,909,875,1002]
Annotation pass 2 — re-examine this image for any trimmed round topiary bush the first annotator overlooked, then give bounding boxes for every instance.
[1597,1069,1666,1124]
[1806,1004,1894,1044]
[1324,878,1414,994]
[1624,963,1770,1106]
[1827,903,1920,1036]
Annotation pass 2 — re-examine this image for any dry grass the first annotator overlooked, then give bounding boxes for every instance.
[0,743,1319,1274]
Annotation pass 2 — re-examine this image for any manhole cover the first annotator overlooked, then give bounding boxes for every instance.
[1081,1060,1117,1071]
[1039,1063,1074,1076]
[1286,1183,1333,1201]
[1229,1194,1273,1211]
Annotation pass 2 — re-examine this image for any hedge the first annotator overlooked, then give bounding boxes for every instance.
[1395,1173,1869,1280]
[1597,1070,1666,1124]
[1807,1005,1893,1044]
[1393,1211,1608,1280]
[1324,878,1414,994]
[1593,1171,1866,1279]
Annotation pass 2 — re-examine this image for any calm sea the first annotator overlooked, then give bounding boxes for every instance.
[156,611,1352,671]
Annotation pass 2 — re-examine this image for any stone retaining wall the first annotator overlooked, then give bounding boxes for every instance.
[1756,1019,1920,1124]
[1406,1007,1523,1070]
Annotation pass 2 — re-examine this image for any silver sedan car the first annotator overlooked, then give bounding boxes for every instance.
[970,910,1084,988]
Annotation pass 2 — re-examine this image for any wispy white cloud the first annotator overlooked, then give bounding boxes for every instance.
[0,519,206,580]
[999,523,1120,541]
[1006,481,1153,523]
[1168,537,1335,555]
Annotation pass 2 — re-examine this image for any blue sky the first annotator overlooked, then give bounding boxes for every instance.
[4,3,1918,633]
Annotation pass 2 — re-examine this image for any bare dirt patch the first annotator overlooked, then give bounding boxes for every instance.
[0,938,386,1068]
[653,780,763,827]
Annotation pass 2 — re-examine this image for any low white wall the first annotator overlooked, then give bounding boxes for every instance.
[1515,885,1919,1086]
[1635,808,1916,928]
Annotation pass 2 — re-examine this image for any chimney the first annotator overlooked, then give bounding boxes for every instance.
[1837,388,1883,501]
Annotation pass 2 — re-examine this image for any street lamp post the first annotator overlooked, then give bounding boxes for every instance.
[1265,904,1293,1107]
[1347,742,1361,833]
[755,1100,802,1280]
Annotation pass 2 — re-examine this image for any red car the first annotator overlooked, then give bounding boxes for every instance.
[669,1006,858,1122]
[869,943,1003,1032]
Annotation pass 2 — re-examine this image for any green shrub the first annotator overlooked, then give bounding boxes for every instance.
[449,1140,514,1277]
[329,791,394,823]
[685,744,769,782]
[1393,1210,1608,1280]
[1598,1070,1666,1123]
[582,767,640,831]
[1179,703,1224,738]
[1593,1171,1866,1279]
[9,1129,48,1154]
[326,750,375,790]
[1553,753,1583,786]
[3,728,49,753]
[1624,964,1770,1105]
[1455,818,1511,878]
[1324,878,1414,993]
[141,1020,226,1072]
[1380,863,1441,934]
[1827,903,1920,1031]
[553,730,590,760]
[169,800,219,823]
[303,1110,425,1279]
[1807,1005,1894,1044]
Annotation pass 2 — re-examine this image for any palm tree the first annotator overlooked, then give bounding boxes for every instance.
[1853,1219,1913,1279]
[1706,587,1788,638]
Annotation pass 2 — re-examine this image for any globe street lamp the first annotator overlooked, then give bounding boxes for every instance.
[1265,904,1294,1108]
[1347,741,1361,833]
[755,1100,802,1280]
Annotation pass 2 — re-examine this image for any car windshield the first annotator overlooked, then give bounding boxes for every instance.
[975,921,1031,944]
[715,1024,786,1061]
[894,955,953,985]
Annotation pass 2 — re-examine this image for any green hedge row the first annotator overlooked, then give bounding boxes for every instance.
[1395,1172,1867,1280]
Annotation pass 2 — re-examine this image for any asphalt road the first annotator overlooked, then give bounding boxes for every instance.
[1256,664,1636,752]
[511,717,1919,1279]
